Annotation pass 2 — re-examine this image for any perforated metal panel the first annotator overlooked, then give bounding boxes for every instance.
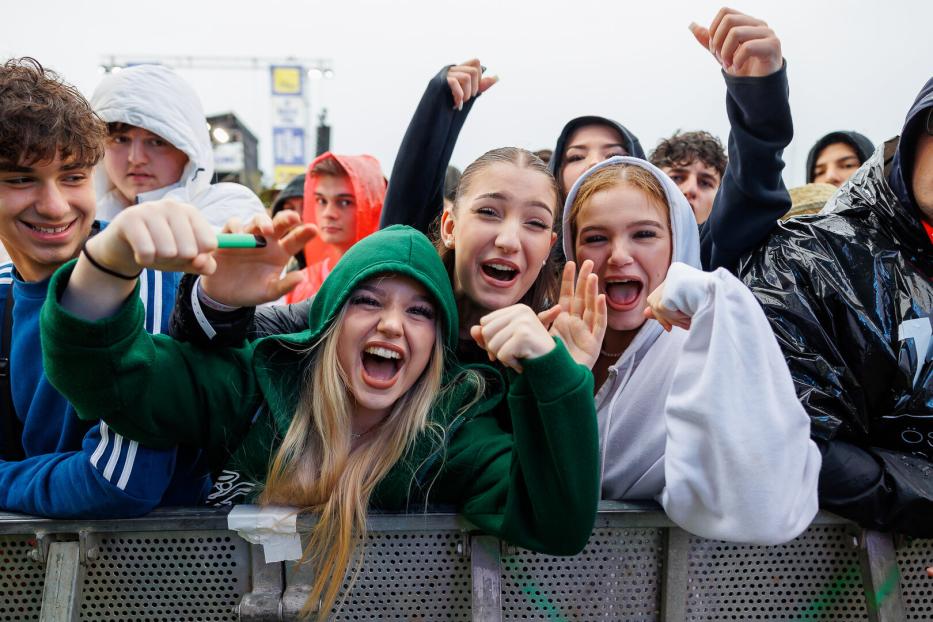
[0,535,43,621]
[78,530,250,621]
[500,527,663,620]
[685,524,868,620]
[897,537,933,621]
[325,530,471,621]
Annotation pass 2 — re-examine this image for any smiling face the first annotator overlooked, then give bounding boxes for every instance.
[560,124,628,195]
[103,125,189,204]
[336,275,438,420]
[573,182,672,335]
[441,161,557,314]
[0,155,96,282]
[313,174,358,250]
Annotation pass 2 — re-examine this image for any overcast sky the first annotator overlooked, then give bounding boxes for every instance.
[3,0,931,187]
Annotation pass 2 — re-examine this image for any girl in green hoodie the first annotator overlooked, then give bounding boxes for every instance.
[40,199,599,618]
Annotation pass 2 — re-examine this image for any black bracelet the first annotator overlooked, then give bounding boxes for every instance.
[81,243,142,281]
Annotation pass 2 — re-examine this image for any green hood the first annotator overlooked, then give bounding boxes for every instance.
[251,225,460,434]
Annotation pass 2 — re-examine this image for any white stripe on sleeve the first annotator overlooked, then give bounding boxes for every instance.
[152,271,163,334]
[102,433,124,481]
[90,422,110,469]
[116,440,139,490]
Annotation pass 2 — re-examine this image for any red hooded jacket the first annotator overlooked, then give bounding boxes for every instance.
[286,152,386,303]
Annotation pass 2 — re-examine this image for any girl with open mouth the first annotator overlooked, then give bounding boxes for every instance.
[41,209,600,619]
[562,156,822,546]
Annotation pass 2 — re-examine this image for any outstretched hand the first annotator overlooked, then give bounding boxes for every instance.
[447,58,499,110]
[199,210,317,307]
[548,260,607,370]
[689,7,782,78]
[87,199,219,277]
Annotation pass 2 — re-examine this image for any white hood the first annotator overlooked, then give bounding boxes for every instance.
[559,156,820,544]
[91,65,264,229]
[562,155,701,369]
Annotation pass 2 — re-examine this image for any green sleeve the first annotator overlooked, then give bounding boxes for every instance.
[41,261,263,459]
[433,339,600,555]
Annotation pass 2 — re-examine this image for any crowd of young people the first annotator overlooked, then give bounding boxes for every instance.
[1,6,930,618]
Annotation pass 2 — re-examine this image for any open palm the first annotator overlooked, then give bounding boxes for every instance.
[548,261,607,370]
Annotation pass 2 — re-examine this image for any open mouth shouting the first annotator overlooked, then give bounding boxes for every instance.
[360,342,405,389]
[604,277,644,312]
[479,259,520,288]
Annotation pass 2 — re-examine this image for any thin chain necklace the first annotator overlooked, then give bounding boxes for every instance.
[351,420,384,440]
[600,347,624,359]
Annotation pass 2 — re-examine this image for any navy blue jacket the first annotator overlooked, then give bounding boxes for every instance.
[0,237,210,518]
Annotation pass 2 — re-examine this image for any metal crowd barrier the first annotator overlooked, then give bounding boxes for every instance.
[0,502,930,621]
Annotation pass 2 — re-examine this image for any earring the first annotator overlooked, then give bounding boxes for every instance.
[444,239,453,248]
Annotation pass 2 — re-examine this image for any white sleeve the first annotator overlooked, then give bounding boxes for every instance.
[657,262,822,544]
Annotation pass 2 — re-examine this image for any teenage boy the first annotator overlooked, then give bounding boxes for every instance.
[0,57,209,517]
[282,152,385,303]
[650,131,727,224]
[91,64,265,230]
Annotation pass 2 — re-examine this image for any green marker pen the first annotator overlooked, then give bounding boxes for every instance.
[217,233,267,249]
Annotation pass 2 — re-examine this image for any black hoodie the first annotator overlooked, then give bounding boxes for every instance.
[805,131,875,183]
[547,115,646,177]
[379,64,794,276]
[740,77,933,537]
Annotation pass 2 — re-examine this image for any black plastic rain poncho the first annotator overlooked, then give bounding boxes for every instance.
[739,78,933,536]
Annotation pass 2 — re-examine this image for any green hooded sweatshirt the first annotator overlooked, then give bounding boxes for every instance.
[41,226,599,555]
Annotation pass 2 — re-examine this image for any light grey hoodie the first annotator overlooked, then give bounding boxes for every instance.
[91,65,265,229]
[563,156,821,544]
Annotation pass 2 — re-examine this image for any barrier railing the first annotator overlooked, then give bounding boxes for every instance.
[0,502,930,621]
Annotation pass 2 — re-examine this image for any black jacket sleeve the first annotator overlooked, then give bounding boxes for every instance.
[817,438,933,537]
[168,274,310,346]
[700,62,792,273]
[379,65,480,235]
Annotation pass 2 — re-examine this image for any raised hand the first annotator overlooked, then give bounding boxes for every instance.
[447,58,499,110]
[689,7,782,78]
[470,304,556,373]
[549,260,607,369]
[199,210,317,307]
[643,280,692,332]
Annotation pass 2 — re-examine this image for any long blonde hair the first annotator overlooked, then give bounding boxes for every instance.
[259,302,448,619]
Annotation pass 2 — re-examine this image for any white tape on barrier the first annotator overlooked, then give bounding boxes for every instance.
[227,504,302,563]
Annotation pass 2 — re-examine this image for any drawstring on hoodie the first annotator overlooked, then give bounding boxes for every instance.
[598,360,633,484]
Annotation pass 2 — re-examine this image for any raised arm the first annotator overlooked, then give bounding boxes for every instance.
[690,8,792,272]
[380,60,497,233]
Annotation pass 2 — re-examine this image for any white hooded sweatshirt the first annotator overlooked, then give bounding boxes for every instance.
[563,157,821,544]
[91,65,265,229]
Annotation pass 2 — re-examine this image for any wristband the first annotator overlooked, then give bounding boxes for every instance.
[81,243,142,280]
